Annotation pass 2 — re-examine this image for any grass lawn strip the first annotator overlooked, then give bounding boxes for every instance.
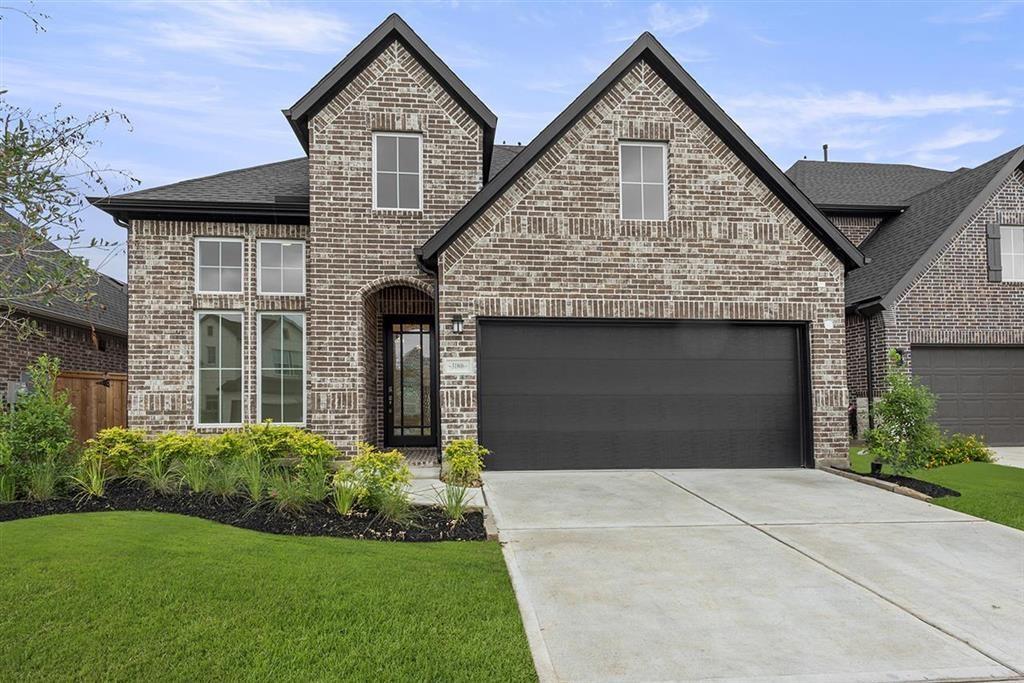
[849,447,1024,531]
[0,511,536,682]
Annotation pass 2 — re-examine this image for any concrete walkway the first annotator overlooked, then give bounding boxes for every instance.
[993,446,1024,469]
[484,469,1024,683]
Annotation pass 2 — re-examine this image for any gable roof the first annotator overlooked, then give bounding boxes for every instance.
[88,158,310,223]
[418,33,864,270]
[283,14,497,176]
[786,160,956,211]
[846,145,1024,308]
[1,210,127,336]
[489,144,525,181]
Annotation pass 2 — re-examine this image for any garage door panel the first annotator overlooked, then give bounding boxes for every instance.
[912,346,1024,446]
[479,320,806,469]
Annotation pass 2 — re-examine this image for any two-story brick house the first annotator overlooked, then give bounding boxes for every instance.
[92,14,866,469]
[789,148,1024,445]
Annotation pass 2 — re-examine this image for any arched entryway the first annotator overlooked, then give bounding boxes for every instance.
[360,280,437,450]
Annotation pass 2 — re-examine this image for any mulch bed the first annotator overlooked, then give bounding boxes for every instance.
[855,470,961,499]
[0,479,485,542]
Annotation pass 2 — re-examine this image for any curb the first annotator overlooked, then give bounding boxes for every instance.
[822,466,932,502]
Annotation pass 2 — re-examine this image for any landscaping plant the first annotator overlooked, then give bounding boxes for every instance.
[209,430,247,461]
[238,453,266,502]
[242,421,296,462]
[83,427,152,476]
[25,458,63,501]
[266,468,311,515]
[436,482,470,523]
[133,453,180,495]
[344,442,411,509]
[180,457,211,494]
[152,431,210,464]
[443,438,488,486]
[928,433,994,468]
[300,459,331,503]
[331,475,358,516]
[206,459,241,500]
[0,429,15,502]
[866,349,942,475]
[376,486,415,527]
[69,454,108,500]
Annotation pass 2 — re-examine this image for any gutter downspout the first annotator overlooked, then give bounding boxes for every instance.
[414,248,442,464]
[864,314,875,430]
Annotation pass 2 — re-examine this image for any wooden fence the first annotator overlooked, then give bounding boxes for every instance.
[56,371,128,443]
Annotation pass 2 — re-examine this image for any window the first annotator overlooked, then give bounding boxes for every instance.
[373,133,421,210]
[258,240,305,295]
[1001,226,1024,282]
[619,142,667,220]
[259,313,305,424]
[196,312,243,426]
[196,238,243,293]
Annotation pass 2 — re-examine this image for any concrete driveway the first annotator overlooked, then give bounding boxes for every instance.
[484,469,1024,683]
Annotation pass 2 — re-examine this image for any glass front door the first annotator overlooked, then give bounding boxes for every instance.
[384,316,436,446]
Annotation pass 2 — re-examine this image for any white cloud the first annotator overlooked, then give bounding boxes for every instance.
[908,125,1004,152]
[139,1,353,67]
[647,3,710,37]
[929,1,1021,24]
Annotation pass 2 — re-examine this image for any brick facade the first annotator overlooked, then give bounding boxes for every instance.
[436,61,849,465]
[304,38,481,449]
[828,214,885,247]
[0,314,127,386]
[846,170,1024,417]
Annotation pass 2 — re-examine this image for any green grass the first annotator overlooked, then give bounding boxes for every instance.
[0,512,536,682]
[849,447,1024,531]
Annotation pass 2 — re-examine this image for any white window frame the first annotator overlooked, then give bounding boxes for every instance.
[372,132,423,211]
[194,310,245,428]
[257,239,306,296]
[257,311,307,427]
[619,141,669,221]
[1000,225,1024,282]
[195,237,245,294]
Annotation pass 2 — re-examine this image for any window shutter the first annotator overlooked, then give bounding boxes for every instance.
[987,222,1002,282]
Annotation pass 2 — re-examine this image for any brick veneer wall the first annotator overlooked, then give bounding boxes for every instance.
[437,61,850,466]
[305,38,481,448]
[0,314,127,386]
[848,169,1024,408]
[827,214,885,247]
[126,220,307,432]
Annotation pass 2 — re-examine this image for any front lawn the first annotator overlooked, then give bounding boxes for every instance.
[849,447,1024,531]
[0,512,536,682]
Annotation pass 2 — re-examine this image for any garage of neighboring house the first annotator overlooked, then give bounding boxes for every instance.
[911,345,1024,446]
[477,320,811,470]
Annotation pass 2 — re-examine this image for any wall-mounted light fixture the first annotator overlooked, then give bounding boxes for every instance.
[451,314,464,334]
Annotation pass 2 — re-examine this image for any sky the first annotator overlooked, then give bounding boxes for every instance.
[1,0,1021,281]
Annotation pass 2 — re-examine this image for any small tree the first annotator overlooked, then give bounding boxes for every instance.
[865,349,941,475]
[3,354,75,465]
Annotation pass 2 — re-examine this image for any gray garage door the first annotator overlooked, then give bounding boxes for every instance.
[911,345,1024,446]
[477,320,809,470]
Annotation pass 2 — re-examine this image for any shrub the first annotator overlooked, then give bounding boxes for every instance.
[443,439,488,486]
[0,471,14,502]
[266,468,311,515]
[929,433,994,468]
[0,428,15,502]
[345,442,410,509]
[133,453,180,495]
[237,453,266,503]
[866,350,942,475]
[207,459,240,500]
[242,421,296,462]
[209,431,247,461]
[289,429,337,468]
[331,475,358,516]
[152,431,210,464]
[3,355,74,467]
[69,455,108,500]
[83,427,152,476]
[25,458,63,501]
[436,483,470,523]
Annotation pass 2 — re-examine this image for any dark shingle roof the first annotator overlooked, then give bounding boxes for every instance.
[112,158,308,204]
[1,210,127,335]
[786,160,955,207]
[845,146,1024,306]
[488,144,525,181]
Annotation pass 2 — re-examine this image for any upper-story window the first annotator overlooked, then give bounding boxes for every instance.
[258,240,305,295]
[1001,226,1024,282]
[373,132,421,210]
[196,238,243,293]
[619,142,667,221]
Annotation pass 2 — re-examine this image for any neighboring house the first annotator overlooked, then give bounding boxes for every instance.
[789,148,1024,445]
[0,210,128,389]
[92,14,864,469]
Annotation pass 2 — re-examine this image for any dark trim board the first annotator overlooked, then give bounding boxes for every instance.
[475,317,813,470]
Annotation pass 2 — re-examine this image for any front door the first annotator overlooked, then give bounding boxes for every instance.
[384,316,437,447]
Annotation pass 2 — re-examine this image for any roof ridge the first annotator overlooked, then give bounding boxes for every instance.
[894,145,1023,204]
[114,157,306,199]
